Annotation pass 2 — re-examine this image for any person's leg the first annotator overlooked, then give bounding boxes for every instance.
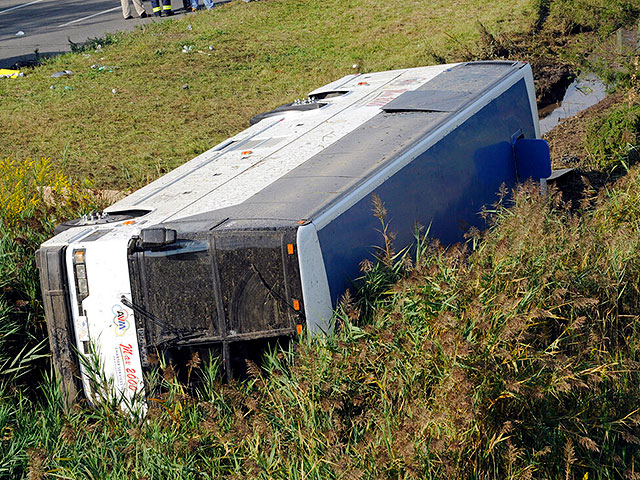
[190,0,199,10]
[120,0,132,18]
[161,0,173,15]
[151,0,162,16]
[202,0,214,9]
[132,0,146,16]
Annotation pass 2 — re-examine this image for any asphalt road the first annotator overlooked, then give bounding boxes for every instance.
[0,0,190,68]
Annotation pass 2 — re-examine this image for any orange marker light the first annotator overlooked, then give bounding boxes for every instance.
[287,243,294,255]
[241,150,252,155]
[123,220,136,225]
[296,324,303,335]
[358,81,369,86]
[293,299,300,311]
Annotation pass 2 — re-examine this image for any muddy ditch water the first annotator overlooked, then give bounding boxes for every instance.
[539,74,608,135]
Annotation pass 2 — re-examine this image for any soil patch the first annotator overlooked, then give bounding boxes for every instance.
[543,92,626,208]
[543,92,623,168]
[533,60,574,108]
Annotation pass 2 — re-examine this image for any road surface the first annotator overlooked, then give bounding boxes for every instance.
[0,0,190,68]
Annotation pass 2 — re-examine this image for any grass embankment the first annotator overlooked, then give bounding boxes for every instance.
[2,0,538,190]
[2,0,640,478]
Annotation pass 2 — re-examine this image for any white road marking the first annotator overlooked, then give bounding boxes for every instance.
[0,0,44,15]
[57,6,121,28]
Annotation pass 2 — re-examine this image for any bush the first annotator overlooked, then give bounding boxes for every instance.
[585,103,640,170]
[0,157,98,391]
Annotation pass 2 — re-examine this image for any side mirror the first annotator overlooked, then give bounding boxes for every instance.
[139,227,177,248]
[514,138,552,181]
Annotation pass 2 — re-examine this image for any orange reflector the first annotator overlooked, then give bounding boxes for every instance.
[73,250,85,264]
[358,81,368,85]
[241,150,252,155]
[293,299,300,311]
[296,324,302,335]
[287,243,294,255]
[123,220,136,225]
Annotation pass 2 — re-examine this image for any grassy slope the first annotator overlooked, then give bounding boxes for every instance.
[0,0,534,189]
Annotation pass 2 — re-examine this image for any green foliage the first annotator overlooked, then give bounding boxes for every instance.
[546,0,639,36]
[68,32,121,54]
[0,158,98,401]
[585,103,640,170]
[3,175,640,478]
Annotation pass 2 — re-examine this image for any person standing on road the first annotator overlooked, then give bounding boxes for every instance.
[121,0,148,19]
[183,0,199,12]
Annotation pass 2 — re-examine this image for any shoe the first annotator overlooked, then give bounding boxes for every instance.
[162,10,173,16]
[140,11,148,17]
[154,11,161,16]
[124,15,133,19]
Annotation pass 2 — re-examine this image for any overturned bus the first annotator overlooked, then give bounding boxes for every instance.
[37,61,551,405]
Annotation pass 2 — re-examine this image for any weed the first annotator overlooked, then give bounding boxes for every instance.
[585,103,640,169]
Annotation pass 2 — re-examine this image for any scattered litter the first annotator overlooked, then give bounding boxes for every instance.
[0,69,23,79]
[187,24,192,31]
[352,64,358,69]
[181,45,194,53]
[15,30,25,36]
[209,45,213,50]
[112,88,117,94]
[82,53,91,58]
[49,85,55,89]
[182,84,189,89]
[91,65,117,72]
[51,70,74,78]
[64,86,71,90]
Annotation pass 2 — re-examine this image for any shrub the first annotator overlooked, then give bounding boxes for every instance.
[585,103,640,170]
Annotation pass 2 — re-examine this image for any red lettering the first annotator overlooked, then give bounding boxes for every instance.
[120,344,133,355]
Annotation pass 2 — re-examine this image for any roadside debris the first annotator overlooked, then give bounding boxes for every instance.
[0,69,23,79]
[182,45,194,53]
[90,65,116,72]
[51,70,74,78]
[15,31,25,36]
[112,88,117,94]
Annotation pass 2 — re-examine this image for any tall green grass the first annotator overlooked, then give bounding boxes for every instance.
[4,175,640,478]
